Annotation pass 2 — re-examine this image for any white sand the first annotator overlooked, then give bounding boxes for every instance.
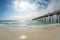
[0,24,60,40]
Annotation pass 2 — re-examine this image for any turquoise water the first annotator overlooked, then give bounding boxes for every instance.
[0,20,59,26]
[0,20,20,26]
[0,20,42,26]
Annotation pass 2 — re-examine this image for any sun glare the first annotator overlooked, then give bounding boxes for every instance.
[19,35,27,39]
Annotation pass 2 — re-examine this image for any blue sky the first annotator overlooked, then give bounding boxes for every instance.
[0,0,12,17]
[0,0,60,20]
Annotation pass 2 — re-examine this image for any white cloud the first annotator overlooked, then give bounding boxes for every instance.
[13,0,38,11]
[3,11,39,20]
[9,0,39,20]
[36,0,60,17]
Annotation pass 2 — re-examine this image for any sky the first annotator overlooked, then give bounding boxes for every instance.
[0,0,60,20]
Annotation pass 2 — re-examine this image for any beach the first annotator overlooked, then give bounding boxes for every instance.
[0,24,60,40]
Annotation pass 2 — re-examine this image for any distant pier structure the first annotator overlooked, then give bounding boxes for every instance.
[32,10,60,24]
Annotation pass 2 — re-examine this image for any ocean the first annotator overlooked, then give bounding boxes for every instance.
[0,20,43,26]
[0,20,58,27]
[0,20,21,26]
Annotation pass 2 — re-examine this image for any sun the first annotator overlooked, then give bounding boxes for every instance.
[20,1,30,10]
[13,0,37,11]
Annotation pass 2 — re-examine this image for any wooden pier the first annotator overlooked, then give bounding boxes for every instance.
[32,10,60,24]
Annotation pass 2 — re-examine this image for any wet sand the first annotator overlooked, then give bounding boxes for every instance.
[0,24,60,40]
